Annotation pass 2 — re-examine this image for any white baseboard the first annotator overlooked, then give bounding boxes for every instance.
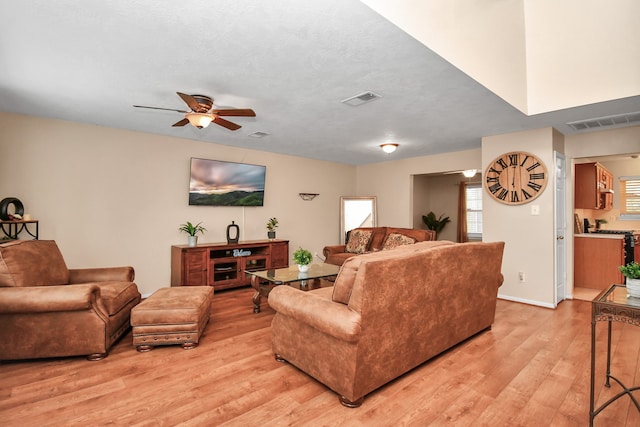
[497,293,556,309]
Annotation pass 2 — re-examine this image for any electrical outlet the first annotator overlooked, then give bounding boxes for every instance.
[519,272,525,282]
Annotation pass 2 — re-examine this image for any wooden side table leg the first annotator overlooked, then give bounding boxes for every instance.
[250,275,262,313]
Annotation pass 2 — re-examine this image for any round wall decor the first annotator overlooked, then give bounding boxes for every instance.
[483,151,548,205]
[0,197,24,220]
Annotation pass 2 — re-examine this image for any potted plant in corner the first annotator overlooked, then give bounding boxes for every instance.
[293,247,313,272]
[619,261,640,298]
[267,217,279,239]
[179,221,206,247]
[422,211,451,239]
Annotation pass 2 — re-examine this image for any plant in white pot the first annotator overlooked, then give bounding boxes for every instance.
[619,261,640,298]
[179,221,206,247]
[293,247,313,272]
[267,217,279,239]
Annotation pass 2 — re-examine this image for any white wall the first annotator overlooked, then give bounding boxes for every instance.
[360,0,640,114]
[0,112,356,295]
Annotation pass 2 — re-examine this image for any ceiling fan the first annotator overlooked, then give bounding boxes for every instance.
[133,92,256,130]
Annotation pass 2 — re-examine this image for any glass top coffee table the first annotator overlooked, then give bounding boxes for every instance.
[246,263,340,313]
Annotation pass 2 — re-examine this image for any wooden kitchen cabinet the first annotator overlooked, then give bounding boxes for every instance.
[574,236,624,289]
[575,162,613,210]
[171,239,289,291]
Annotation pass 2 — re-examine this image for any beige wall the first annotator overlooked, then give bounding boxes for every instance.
[2,110,638,305]
[356,148,482,227]
[482,128,560,307]
[0,112,355,295]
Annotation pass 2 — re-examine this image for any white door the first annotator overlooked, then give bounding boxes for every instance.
[554,151,567,305]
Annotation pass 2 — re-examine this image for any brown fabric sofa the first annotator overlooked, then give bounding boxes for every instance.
[269,240,505,407]
[0,240,141,361]
[323,226,437,266]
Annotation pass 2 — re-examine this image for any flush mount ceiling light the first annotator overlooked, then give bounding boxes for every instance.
[462,169,477,178]
[380,143,398,154]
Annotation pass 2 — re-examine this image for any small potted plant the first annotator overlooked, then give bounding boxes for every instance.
[293,247,313,272]
[619,261,640,298]
[179,221,206,247]
[267,217,279,239]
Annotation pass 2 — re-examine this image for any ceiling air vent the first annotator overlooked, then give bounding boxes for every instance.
[248,131,270,138]
[567,111,640,131]
[341,91,381,106]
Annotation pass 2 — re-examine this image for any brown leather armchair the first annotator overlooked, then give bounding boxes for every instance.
[0,240,141,361]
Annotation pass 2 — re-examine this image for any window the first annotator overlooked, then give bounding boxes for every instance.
[620,176,640,219]
[466,184,482,240]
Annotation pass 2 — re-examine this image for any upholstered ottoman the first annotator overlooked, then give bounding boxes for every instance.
[130,286,212,352]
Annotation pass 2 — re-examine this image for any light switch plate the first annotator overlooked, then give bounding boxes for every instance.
[531,205,540,215]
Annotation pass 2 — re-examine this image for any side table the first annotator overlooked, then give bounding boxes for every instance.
[590,284,640,426]
[0,220,39,240]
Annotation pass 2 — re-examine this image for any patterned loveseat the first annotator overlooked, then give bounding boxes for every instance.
[323,226,436,266]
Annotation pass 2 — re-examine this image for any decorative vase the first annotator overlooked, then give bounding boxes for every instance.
[626,278,640,298]
[298,264,309,273]
[267,231,276,240]
[187,235,198,247]
[227,221,239,244]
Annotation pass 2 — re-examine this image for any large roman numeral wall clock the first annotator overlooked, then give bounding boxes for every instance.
[483,151,548,205]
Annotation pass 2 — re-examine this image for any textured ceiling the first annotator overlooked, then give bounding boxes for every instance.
[1,0,638,165]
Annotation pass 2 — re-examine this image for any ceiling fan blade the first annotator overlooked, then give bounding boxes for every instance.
[133,105,189,113]
[213,116,241,131]
[212,108,256,117]
[177,92,201,112]
[172,118,190,127]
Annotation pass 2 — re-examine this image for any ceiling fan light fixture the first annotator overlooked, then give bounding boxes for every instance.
[462,169,477,178]
[186,112,213,128]
[380,143,398,154]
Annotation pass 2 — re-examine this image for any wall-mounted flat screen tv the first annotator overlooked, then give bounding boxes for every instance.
[189,158,266,206]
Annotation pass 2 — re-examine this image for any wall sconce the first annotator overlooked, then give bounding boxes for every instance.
[380,143,398,154]
[299,193,319,201]
[462,169,477,178]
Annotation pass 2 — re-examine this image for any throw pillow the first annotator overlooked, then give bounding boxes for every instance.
[345,229,373,254]
[382,233,416,250]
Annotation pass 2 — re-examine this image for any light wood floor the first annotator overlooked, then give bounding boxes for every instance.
[1,287,639,426]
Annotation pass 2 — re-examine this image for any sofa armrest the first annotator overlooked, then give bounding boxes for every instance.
[268,286,361,342]
[323,245,347,259]
[0,284,101,314]
[69,266,135,283]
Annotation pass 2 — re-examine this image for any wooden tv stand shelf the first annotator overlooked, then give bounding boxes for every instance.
[171,239,289,291]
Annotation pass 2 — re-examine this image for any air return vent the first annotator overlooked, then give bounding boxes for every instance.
[567,111,640,131]
[341,91,381,106]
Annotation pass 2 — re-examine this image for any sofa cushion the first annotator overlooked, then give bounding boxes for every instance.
[332,241,455,305]
[345,229,373,254]
[382,233,416,250]
[0,240,70,287]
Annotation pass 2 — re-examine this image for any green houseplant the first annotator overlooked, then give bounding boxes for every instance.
[267,217,279,239]
[619,261,640,298]
[293,247,313,272]
[422,211,451,238]
[179,221,206,247]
